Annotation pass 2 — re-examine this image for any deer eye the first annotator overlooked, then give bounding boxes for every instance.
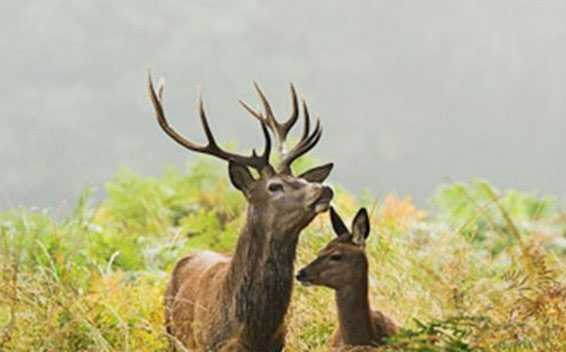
[329,254,342,261]
[268,183,284,193]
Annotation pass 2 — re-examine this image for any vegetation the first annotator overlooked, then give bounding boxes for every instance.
[1,159,565,351]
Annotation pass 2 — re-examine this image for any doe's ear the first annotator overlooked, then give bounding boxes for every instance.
[330,206,348,237]
[228,161,255,197]
[351,208,370,245]
[298,163,333,183]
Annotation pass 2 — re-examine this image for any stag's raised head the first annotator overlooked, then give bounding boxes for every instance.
[148,75,333,235]
[297,207,371,289]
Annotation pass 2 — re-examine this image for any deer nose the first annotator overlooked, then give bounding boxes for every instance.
[296,269,307,282]
[320,186,334,201]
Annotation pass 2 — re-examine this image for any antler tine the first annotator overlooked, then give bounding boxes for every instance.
[238,82,322,174]
[238,99,263,122]
[278,99,323,173]
[284,83,300,136]
[148,72,271,171]
[281,121,322,171]
[299,97,310,141]
[197,91,223,150]
[240,82,300,156]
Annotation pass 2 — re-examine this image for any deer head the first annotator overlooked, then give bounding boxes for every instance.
[147,75,334,236]
[296,207,371,289]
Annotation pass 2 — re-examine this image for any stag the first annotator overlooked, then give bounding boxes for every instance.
[148,75,334,351]
[296,207,399,350]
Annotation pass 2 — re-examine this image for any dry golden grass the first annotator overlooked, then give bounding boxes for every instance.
[1,162,565,351]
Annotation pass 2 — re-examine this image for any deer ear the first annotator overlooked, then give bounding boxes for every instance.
[298,163,333,183]
[228,161,255,196]
[351,208,370,245]
[330,206,348,237]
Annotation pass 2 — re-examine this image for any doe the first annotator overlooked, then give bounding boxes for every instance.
[296,207,399,350]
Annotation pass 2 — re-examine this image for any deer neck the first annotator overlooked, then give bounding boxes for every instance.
[335,268,377,346]
[225,204,302,347]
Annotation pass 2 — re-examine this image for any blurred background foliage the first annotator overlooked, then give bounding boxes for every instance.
[1,158,565,351]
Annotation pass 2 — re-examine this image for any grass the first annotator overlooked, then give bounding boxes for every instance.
[1,159,565,351]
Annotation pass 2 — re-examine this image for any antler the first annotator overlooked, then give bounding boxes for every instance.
[148,73,272,172]
[239,83,322,174]
[240,83,298,155]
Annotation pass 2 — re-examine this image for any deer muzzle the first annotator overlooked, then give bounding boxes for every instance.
[295,269,314,286]
[310,186,334,213]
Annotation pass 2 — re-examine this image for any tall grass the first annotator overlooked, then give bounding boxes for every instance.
[1,160,565,351]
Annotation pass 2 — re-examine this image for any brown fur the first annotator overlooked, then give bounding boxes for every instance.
[165,173,333,351]
[149,78,334,351]
[329,284,399,350]
[297,208,399,350]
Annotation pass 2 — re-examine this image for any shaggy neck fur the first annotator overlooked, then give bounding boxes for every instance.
[223,205,303,349]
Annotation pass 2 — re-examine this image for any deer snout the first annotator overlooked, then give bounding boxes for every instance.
[310,186,333,213]
[319,186,333,202]
[296,268,313,286]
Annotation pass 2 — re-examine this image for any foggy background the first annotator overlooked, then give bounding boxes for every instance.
[1,0,565,212]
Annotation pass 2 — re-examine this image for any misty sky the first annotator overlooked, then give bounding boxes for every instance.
[1,0,565,211]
